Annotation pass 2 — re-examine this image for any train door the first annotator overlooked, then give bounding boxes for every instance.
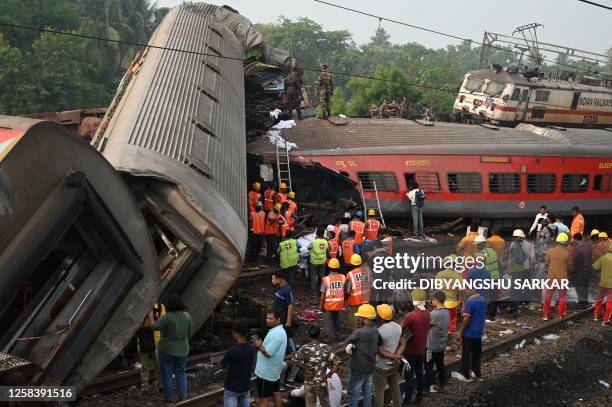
[571,92,581,110]
[515,88,530,121]
[405,173,416,190]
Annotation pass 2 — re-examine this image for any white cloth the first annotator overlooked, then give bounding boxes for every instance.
[407,189,422,206]
[290,372,342,407]
[270,108,282,119]
[272,119,296,130]
[266,130,298,150]
[529,213,548,234]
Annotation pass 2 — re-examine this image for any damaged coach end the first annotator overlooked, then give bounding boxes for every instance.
[0,117,159,390]
[92,3,264,334]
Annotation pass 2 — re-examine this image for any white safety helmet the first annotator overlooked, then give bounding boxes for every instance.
[512,229,525,238]
[474,235,487,245]
[326,224,335,232]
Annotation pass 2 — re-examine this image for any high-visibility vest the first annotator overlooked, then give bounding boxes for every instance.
[276,192,287,204]
[484,247,500,279]
[278,214,289,238]
[248,191,261,214]
[250,211,266,234]
[264,189,275,211]
[342,239,355,264]
[265,211,278,235]
[347,267,369,306]
[350,220,365,244]
[365,219,380,241]
[323,273,346,311]
[288,199,297,214]
[327,239,339,264]
[334,226,341,245]
[286,209,296,231]
[279,238,299,269]
[310,238,329,265]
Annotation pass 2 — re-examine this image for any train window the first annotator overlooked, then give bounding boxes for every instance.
[489,173,520,193]
[465,77,485,92]
[484,81,505,96]
[535,90,551,102]
[415,172,441,192]
[561,174,589,193]
[594,175,612,192]
[357,172,399,192]
[520,89,529,102]
[527,174,556,193]
[531,107,546,119]
[510,88,520,101]
[447,172,482,193]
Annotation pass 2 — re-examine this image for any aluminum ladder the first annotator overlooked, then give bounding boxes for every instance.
[358,180,386,229]
[275,142,292,191]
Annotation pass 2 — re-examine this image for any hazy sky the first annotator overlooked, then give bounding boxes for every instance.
[158,0,612,55]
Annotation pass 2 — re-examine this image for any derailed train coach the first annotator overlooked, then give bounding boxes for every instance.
[1,3,286,391]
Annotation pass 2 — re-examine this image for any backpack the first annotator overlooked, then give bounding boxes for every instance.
[415,189,425,208]
[546,224,558,241]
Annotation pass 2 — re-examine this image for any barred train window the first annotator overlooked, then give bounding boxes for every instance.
[489,173,520,193]
[535,90,551,102]
[416,172,441,192]
[527,174,556,193]
[447,172,482,193]
[561,174,589,193]
[594,175,612,192]
[357,172,399,192]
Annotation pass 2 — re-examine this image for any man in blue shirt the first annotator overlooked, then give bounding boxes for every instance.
[272,271,294,328]
[220,323,258,407]
[466,265,491,300]
[454,289,486,383]
[253,310,287,407]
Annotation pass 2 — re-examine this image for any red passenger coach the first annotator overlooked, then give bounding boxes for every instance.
[248,118,612,219]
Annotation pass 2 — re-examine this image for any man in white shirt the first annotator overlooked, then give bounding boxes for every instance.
[406,183,425,238]
[528,205,548,236]
[290,370,342,407]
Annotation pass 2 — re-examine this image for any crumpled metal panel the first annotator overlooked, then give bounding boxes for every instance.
[94,3,249,255]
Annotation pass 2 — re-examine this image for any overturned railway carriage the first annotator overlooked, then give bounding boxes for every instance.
[0,117,159,389]
[92,4,255,336]
[248,119,612,220]
[453,67,612,127]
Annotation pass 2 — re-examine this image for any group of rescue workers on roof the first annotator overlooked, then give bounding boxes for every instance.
[229,178,612,407]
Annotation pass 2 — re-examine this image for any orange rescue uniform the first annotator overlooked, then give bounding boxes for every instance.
[322,273,347,311]
[570,213,585,240]
[364,219,380,241]
[248,191,261,214]
[250,211,266,234]
[350,220,365,244]
[327,239,339,264]
[263,189,275,211]
[342,239,356,264]
[347,267,369,306]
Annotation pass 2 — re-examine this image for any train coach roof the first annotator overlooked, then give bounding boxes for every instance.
[246,118,612,157]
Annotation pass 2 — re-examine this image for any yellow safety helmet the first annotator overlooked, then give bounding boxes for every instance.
[253,182,261,191]
[354,304,377,319]
[279,182,288,190]
[599,232,608,239]
[556,232,569,244]
[590,229,600,237]
[350,253,362,266]
[328,258,340,269]
[274,203,282,212]
[376,304,393,321]
[367,209,376,216]
[411,288,427,304]
[288,191,295,199]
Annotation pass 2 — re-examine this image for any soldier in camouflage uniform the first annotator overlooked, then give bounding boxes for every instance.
[292,326,340,407]
[378,100,388,119]
[285,67,303,120]
[399,97,410,119]
[316,64,334,119]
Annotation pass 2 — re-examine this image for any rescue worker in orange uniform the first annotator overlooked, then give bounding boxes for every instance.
[341,230,361,271]
[249,201,266,264]
[265,203,282,265]
[457,223,480,258]
[286,192,298,232]
[326,230,339,267]
[364,209,381,242]
[570,206,585,241]
[263,183,276,212]
[275,182,289,205]
[346,254,370,330]
[320,258,349,342]
[248,182,263,215]
[349,211,366,244]
[278,202,295,239]
[486,227,506,258]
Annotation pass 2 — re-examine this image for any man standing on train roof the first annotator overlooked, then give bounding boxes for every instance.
[529,205,548,237]
[407,183,425,239]
[570,206,585,241]
[249,182,263,215]
[284,67,303,120]
[364,209,381,243]
[378,100,388,119]
[316,64,333,119]
[399,97,410,119]
[350,211,366,245]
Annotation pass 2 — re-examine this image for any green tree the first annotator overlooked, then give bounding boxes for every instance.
[0,34,34,114]
[330,86,347,115]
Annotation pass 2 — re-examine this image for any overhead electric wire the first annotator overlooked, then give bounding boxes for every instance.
[312,0,608,74]
[577,0,612,11]
[0,21,606,114]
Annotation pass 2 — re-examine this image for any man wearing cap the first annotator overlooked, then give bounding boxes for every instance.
[593,232,609,262]
[425,291,450,393]
[401,289,430,405]
[435,255,462,335]
[364,210,381,242]
[543,233,571,320]
[309,228,330,295]
[249,182,263,215]
[592,241,612,326]
[320,258,349,342]
[507,229,529,316]
[345,304,380,407]
[346,254,370,330]
[373,304,404,407]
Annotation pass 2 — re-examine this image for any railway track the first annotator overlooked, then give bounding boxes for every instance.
[170,308,593,407]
